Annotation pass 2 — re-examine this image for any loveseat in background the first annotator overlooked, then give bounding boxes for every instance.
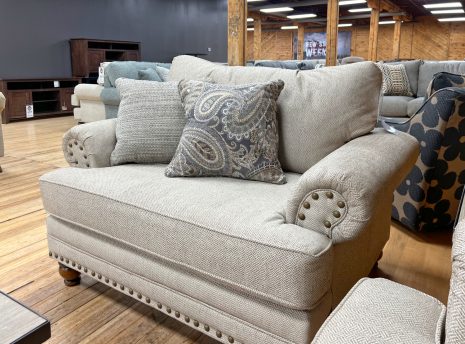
[40,56,418,344]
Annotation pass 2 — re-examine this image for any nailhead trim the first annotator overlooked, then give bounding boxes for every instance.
[49,252,240,344]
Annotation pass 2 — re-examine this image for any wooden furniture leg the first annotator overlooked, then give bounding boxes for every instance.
[58,263,81,286]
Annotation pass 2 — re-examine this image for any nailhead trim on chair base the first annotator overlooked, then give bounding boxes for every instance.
[49,251,240,344]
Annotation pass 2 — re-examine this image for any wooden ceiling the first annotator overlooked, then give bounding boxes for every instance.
[248,0,465,27]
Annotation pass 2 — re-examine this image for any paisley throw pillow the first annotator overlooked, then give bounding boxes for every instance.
[165,80,286,184]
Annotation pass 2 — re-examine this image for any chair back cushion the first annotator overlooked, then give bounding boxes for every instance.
[418,61,465,98]
[446,203,465,344]
[169,55,382,173]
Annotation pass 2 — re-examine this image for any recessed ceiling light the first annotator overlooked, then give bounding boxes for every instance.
[339,0,366,5]
[438,16,465,21]
[247,0,266,2]
[338,23,353,27]
[424,2,462,9]
[261,7,294,13]
[379,20,395,24]
[348,7,372,12]
[247,28,255,31]
[431,8,465,13]
[287,13,317,19]
[281,25,299,30]
[247,18,254,22]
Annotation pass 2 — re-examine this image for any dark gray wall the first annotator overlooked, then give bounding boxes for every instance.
[0,0,227,79]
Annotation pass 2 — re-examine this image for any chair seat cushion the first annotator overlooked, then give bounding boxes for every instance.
[407,97,425,117]
[40,165,332,310]
[380,96,415,117]
[312,278,446,344]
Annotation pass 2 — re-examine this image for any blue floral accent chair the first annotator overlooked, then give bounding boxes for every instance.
[389,72,465,231]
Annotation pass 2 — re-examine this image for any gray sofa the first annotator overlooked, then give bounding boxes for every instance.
[40,56,418,344]
[99,61,171,118]
[381,60,465,118]
[313,197,465,344]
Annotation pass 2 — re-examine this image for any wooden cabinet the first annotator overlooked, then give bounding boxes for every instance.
[70,39,141,79]
[0,78,81,124]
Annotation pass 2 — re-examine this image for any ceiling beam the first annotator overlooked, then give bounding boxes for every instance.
[291,11,406,23]
[248,0,327,10]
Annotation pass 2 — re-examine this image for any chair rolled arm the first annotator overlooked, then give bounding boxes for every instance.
[62,119,116,168]
[286,129,419,243]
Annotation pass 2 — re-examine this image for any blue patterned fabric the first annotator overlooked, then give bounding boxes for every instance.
[166,80,286,184]
[391,72,465,231]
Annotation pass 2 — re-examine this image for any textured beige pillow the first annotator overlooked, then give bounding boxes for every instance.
[111,79,186,165]
[377,63,413,96]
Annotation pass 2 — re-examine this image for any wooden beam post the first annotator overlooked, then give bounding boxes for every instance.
[228,0,247,66]
[326,0,339,66]
[392,17,402,60]
[253,16,262,60]
[367,0,380,62]
[297,24,305,60]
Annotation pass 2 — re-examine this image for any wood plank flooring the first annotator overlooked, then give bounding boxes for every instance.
[0,116,453,343]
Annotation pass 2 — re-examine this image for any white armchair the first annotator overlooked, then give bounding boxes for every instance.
[72,84,105,123]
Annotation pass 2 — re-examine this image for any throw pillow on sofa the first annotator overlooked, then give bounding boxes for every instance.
[377,63,413,96]
[111,79,186,165]
[138,68,163,82]
[165,79,287,184]
[156,66,170,81]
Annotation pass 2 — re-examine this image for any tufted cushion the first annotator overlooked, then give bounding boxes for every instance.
[169,55,382,174]
[111,79,186,165]
[40,164,332,310]
[166,79,286,184]
[313,278,446,344]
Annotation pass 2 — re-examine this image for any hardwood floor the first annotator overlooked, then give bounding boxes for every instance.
[0,116,452,343]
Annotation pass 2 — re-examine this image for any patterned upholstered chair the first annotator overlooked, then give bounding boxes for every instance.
[0,92,5,172]
[387,72,465,231]
[312,199,465,344]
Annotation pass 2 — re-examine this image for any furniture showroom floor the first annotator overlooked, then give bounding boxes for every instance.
[0,116,454,343]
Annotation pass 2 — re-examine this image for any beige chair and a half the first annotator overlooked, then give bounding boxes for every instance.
[39,56,419,344]
[313,193,465,344]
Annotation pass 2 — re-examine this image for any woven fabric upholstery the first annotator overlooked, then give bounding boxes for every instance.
[312,278,446,344]
[168,55,382,174]
[446,214,465,344]
[111,79,186,165]
[62,119,116,168]
[287,129,419,243]
[47,217,332,344]
[40,164,332,310]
